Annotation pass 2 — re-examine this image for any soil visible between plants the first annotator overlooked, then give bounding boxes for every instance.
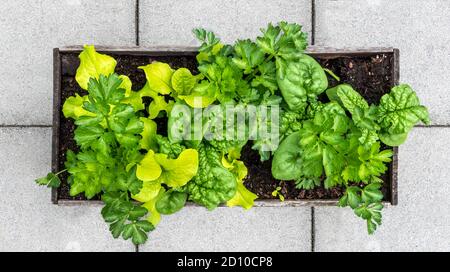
[57,52,394,201]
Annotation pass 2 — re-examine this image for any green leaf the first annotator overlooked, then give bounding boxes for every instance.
[271,131,302,180]
[62,94,95,120]
[256,22,307,58]
[356,143,393,181]
[361,183,384,203]
[139,117,158,150]
[128,206,148,221]
[74,125,104,147]
[171,68,197,95]
[136,150,162,182]
[148,94,174,119]
[75,45,116,90]
[339,186,362,209]
[295,178,320,190]
[232,39,265,74]
[226,182,258,209]
[139,62,174,95]
[251,61,278,93]
[332,84,368,113]
[101,193,154,245]
[193,28,220,53]
[35,172,61,188]
[154,149,199,188]
[155,190,187,215]
[88,73,126,105]
[185,143,237,210]
[379,132,408,146]
[378,84,430,145]
[179,80,217,108]
[276,54,328,111]
[328,84,379,131]
[354,202,383,234]
[122,223,149,245]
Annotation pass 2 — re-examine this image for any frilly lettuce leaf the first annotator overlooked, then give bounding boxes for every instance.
[139,62,174,95]
[75,45,116,90]
[154,149,199,188]
[132,181,161,203]
[223,156,257,210]
[178,80,217,108]
[141,187,165,226]
[139,117,158,151]
[171,68,198,95]
[136,150,162,182]
[119,75,144,111]
[62,94,95,119]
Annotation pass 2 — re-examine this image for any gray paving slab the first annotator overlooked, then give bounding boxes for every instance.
[140,206,311,252]
[0,128,134,251]
[0,0,136,126]
[314,127,450,251]
[140,0,312,46]
[315,0,450,125]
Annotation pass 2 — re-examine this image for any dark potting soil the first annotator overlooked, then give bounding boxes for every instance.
[57,52,394,201]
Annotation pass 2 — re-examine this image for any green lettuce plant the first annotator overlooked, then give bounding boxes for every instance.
[36,22,429,245]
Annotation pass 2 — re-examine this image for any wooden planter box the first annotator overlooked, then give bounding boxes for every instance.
[51,46,399,206]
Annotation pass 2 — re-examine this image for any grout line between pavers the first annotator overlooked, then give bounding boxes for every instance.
[311,0,315,45]
[310,0,316,253]
[311,207,315,252]
[135,0,140,46]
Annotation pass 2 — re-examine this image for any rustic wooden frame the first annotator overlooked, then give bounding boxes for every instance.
[52,46,399,206]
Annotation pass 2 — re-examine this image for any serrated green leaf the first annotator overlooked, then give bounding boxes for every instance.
[35,172,61,188]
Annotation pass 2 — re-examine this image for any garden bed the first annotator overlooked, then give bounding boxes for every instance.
[52,46,399,206]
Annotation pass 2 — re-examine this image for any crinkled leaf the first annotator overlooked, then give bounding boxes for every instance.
[155,190,187,214]
[378,84,430,145]
[185,144,237,210]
